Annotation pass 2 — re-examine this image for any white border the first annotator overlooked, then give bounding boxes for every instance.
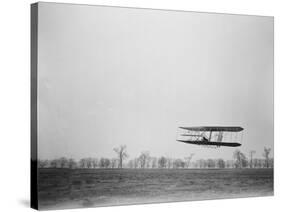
[0,1,279,212]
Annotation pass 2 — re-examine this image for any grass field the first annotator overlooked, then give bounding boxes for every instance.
[38,168,273,210]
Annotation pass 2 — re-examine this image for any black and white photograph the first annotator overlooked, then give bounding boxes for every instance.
[30,2,274,210]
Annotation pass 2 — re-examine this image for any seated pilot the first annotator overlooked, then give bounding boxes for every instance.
[202,136,209,142]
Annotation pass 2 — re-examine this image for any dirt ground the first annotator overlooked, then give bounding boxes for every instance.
[38,168,273,210]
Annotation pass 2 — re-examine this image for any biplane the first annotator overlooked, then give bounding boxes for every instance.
[177,126,244,147]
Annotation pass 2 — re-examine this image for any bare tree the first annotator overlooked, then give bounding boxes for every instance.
[207,159,216,168]
[184,153,194,168]
[158,156,167,168]
[263,147,271,168]
[50,159,59,168]
[226,160,234,168]
[249,150,256,168]
[68,158,77,169]
[99,158,111,168]
[138,151,150,168]
[173,159,185,169]
[79,158,87,168]
[233,150,247,168]
[85,157,92,168]
[38,159,49,168]
[253,158,262,168]
[197,159,207,169]
[216,159,225,169]
[110,158,118,168]
[92,158,99,168]
[58,157,68,168]
[113,145,128,168]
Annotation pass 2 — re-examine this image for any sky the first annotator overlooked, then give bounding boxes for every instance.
[37,3,274,161]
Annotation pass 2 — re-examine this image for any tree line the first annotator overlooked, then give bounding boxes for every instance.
[38,146,273,169]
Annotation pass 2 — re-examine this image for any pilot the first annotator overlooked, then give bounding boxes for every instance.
[202,136,208,142]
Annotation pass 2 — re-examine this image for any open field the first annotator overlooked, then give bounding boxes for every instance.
[38,168,273,210]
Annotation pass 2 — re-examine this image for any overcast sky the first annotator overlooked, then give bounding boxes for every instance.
[37,3,273,161]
